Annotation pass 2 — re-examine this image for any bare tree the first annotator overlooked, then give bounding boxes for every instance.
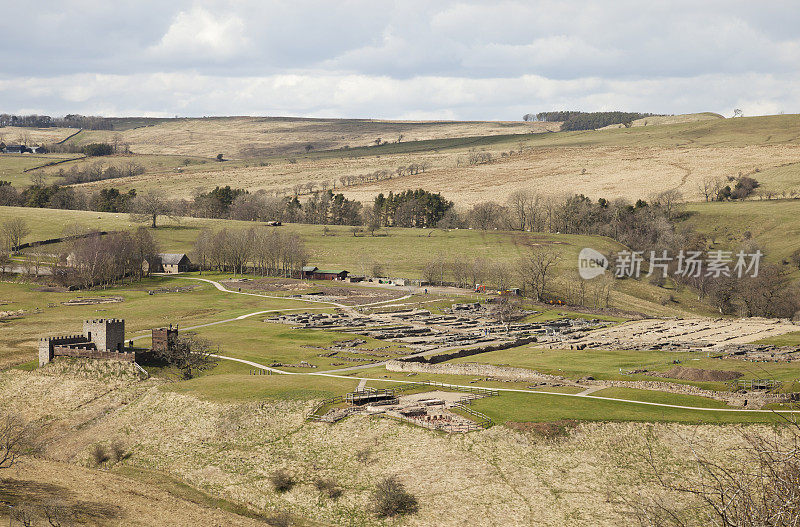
[651,189,684,220]
[489,295,523,331]
[506,190,534,230]
[634,419,800,527]
[0,413,36,469]
[153,334,219,380]
[698,177,721,202]
[130,189,173,228]
[3,217,30,252]
[518,246,560,301]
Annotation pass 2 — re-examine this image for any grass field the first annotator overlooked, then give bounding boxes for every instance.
[682,199,800,264]
[0,126,78,145]
[63,116,557,158]
[0,277,313,368]
[0,153,84,186]
[469,390,785,424]
[446,345,800,390]
[165,373,360,402]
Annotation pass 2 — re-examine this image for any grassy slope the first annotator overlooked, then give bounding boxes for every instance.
[0,206,712,317]
[682,199,800,264]
[34,113,796,205]
[0,153,84,186]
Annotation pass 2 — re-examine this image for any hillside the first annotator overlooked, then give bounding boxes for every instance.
[41,113,800,205]
[59,117,559,158]
[0,206,718,319]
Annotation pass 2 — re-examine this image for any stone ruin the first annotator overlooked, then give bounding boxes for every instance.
[38,319,180,367]
[310,385,496,432]
[268,305,608,353]
[38,319,137,367]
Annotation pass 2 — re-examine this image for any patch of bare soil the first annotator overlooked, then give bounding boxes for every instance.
[62,296,124,306]
[227,277,312,293]
[234,278,405,305]
[656,366,743,382]
[505,420,578,440]
[319,286,404,306]
[34,286,68,293]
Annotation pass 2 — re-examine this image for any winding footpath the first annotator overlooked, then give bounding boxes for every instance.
[169,277,800,415]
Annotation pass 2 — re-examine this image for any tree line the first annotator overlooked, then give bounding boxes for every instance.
[0,113,114,130]
[50,227,159,289]
[194,227,308,276]
[524,111,658,130]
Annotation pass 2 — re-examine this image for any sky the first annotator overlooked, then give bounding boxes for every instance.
[2,0,800,120]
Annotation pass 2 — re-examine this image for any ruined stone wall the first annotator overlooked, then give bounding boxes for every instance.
[398,336,538,365]
[151,327,178,352]
[53,346,136,362]
[38,335,89,367]
[385,361,793,408]
[386,360,564,382]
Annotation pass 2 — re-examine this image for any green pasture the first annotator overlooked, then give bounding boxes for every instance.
[0,153,83,186]
[445,345,800,390]
[0,277,313,367]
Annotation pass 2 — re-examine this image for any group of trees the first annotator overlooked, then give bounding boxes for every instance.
[442,189,680,256]
[194,227,308,276]
[524,111,657,130]
[699,175,761,201]
[372,190,453,228]
[53,227,159,289]
[56,160,145,184]
[0,113,114,130]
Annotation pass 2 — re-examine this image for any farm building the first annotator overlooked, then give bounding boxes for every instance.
[2,144,31,154]
[301,266,349,280]
[144,253,192,274]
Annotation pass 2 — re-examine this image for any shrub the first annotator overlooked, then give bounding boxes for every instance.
[270,469,295,493]
[110,442,128,463]
[313,477,343,499]
[372,476,418,518]
[83,143,113,156]
[355,447,373,465]
[506,420,577,440]
[91,444,110,466]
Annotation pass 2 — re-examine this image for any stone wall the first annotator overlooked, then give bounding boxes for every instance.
[53,346,137,362]
[399,336,539,365]
[384,361,793,409]
[386,360,566,383]
[38,335,89,367]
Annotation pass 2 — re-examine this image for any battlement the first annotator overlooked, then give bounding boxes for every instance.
[40,335,85,343]
[84,318,124,324]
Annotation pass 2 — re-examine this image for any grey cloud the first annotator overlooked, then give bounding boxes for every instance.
[1,1,799,118]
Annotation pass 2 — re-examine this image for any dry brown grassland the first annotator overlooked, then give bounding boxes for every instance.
[71,117,800,206]
[0,362,773,526]
[77,117,558,158]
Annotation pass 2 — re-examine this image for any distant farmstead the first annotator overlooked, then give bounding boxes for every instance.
[144,253,192,274]
[301,266,349,280]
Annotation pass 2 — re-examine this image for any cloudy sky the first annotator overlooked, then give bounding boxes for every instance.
[2,1,799,120]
